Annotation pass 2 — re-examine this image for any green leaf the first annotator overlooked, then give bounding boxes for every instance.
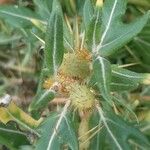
[89,64,140,92]
[29,89,55,112]
[52,0,62,12]
[35,101,78,150]
[53,0,74,52]
[95,107,150,150]
[33,0,53,20]
[89,110,106,150]
[0,5,43,28]
[0,123,29,150]
[130,20,150,67]
[93,0,150,56]
[111,65,147,84]
[110,82,139,92]
[111,66,140,91]
[63,19,74,52]
[89,71,138,92]
[86,9,101,51]
[28,68,53,115]
[44,4,64,76]
[93,56,112,104]
[83,0,94,29]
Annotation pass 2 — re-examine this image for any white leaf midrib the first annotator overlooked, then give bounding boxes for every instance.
[0,10,46,24]
[97,21,148,52]
[96,0,118,52]
[96,56,110,98]
[53,16,58,76]
[92,10,100,53]
[46,100,70,150]
[112,70,142,79]
[97,106,123,150]
[36,89,54,104]
[99,28,133,50]
[111,82,137,86]
[64,37,74,52]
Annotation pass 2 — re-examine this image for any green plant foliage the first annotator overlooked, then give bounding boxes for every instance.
[111,65,149,84]
[93,56,112,104]
[129,20,150,68]
[63,19,74,52]
[44,2,64,76]
[60,0,76,16]
[0,123,29,150]
[33,0,53,19]
[29,89,55,112]
[35,108,78,150]
[83,0,94,29]
[0,5,42,28]
[29,0,64,113]
[0,102,41,136]
[90,109,150,150]
[110,77,139,91]
[0,0,150,149]
[90,0,150,56]
[86,9,102,51]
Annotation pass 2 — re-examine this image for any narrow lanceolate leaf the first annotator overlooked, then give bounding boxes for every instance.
[53,0,74,52]
[88,70,138,92]
[83,0,94,29]
[0,5,44,28]
[130,20,150,67]
[94,0,150,56]
[0,102,41,136]
[96,107,150,150]
[87,9,101,51]
[44,8,64,76]
[0,123,29,150]
[111,66,140,91]
[63,18,74,52]
[36,101,78,150]
[93,56,112,104]
[29,89,55,112]
[111,65,150,85]
[33,0,53,20]
[110,82,139,92]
